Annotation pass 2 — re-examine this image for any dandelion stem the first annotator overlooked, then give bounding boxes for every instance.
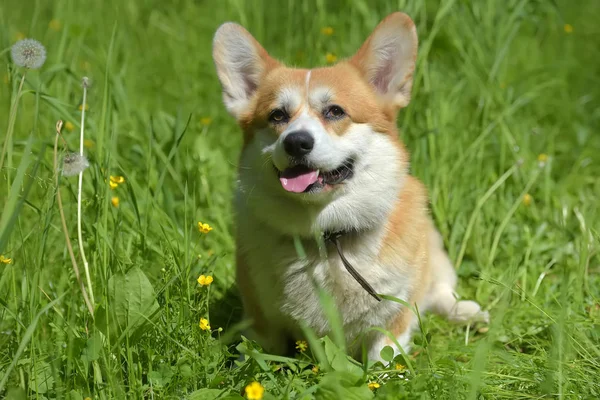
[54,120,95,318]
[0,72,27,177]
[77,81,95,306]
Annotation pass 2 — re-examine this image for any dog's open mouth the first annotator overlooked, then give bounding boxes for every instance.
[278,159,355,193]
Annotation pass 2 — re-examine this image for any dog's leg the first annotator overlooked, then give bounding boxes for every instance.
[425,229,489,324]
[366,310,415,362]
[236,255,290,355]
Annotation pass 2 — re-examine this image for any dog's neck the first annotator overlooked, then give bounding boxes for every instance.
[322,230,383,302]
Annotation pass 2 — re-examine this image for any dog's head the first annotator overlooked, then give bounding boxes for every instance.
[213,13,418,235]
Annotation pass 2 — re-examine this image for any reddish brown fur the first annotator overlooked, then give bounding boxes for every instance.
[378,176,433,338]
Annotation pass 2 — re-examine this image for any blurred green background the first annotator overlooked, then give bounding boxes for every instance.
[1,0,599,398]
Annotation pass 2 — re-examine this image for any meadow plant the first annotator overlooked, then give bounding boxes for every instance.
[0,38,46,174]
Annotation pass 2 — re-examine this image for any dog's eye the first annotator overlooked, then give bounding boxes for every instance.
[323,105,346,120]
[269,109,289,124]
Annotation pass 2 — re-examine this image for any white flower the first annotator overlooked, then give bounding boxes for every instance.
[62,153,89,176]
[11,39,47,69]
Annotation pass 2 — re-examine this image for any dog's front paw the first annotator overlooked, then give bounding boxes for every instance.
[448,300,489,324]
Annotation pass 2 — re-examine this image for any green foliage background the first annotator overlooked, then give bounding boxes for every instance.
[0,0,599,398]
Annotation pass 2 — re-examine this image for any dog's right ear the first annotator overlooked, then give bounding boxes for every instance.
[212,23,279,119]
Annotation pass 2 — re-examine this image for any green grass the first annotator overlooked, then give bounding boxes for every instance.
[1,0,599,398]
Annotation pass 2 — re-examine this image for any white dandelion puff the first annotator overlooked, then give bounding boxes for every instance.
[62,153,89,177]
[81,76,91,88]
[11,38,47,69]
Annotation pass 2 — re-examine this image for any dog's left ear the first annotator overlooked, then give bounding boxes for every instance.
[349,12,418,109]
[213,23,279,119]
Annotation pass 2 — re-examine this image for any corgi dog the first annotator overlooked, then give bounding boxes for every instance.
[212,12,489,362]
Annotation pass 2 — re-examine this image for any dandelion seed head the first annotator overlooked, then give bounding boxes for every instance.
[82,76,91,88]
[62,153,89,176]
[11,38,47,69]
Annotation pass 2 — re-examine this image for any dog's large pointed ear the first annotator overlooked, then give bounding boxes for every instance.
[212,23,279,119]
[349,12,418,109]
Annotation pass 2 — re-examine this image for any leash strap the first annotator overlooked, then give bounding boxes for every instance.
[324,232,382,302]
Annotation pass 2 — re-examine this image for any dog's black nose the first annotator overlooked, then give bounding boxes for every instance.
[283,130,314,157]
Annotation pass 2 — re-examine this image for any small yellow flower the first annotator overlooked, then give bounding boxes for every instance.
[321,26,334,36]
[198,222,213,234]
[245,381,264,400]
[537,153,548,165]
[295,340,308,352]
[110,175,125,184]
[312,365,319,374]
[199,317,211,331]
[200,117,212,126]
[522,193,532,206]
[64,121,75,131]
[84,139,95,149]
[111,197,120,207]
[109,181,118,189]
[564,24,573,34]
[15,32,25,41]
[395,363,406,372]
[84,397,92,400]
[197,275,213,286]
[325,53,337,64]
[78,103,89,111]
[368,381,381,390]
[49,19,62,31]
[0,255,13,264]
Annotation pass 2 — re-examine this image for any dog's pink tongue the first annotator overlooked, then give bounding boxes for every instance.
[280,167,319,193]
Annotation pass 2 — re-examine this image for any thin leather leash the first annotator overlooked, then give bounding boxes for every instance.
[323,231,382,302]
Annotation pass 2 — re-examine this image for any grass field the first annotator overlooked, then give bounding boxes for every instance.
[1,0,599,398]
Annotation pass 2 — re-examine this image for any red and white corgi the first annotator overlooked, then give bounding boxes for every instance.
[212,12,488,361]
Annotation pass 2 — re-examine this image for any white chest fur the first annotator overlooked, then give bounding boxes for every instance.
[237,210,415,345]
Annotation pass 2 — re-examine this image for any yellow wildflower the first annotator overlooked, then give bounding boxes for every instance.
[522,193,532,206]
[564,24,573,34]
[84,139,95,149]
[321,26,334,36]
[198,222,213,234]
[78,103,89,111]
[200,117,212,126]
[110,175,125,184]
[49,19,62,31]
[111,197,120,207]
[197,275,213,286]
[84,397,92,400]
[395,363,406,372]
[199,317,211,331]
[537,153,548,167]
[368,381,381,390]
[245,381,264,400]
[325,53,337,64]
[64,121,75,132]
[0,255,13,264]
[109,181,118,189]
[15,32,25,41]
[312,365,319,374]
[295,340,308,352]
